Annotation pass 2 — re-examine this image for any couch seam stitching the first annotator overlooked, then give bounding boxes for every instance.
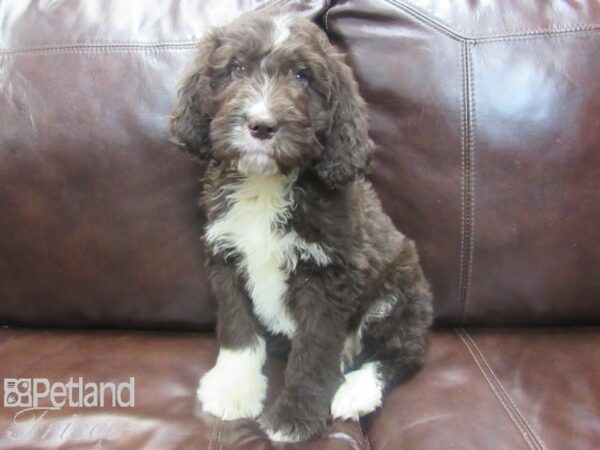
[256,0,290,12]
[455,328,539,450]
[2,39,198,51]
[458,41,466,322]
[0,44,198,56]
[359,418,372,450]
[324,0,332,32]
[3,27,596,57]
[464,42,475,325]
[208,418,218,450]
[458,41,475,324]
[474,29,600,43]
[462,330,548,450]
[381,0,600,41]
[216,419,224,450]
[2,12,598,56]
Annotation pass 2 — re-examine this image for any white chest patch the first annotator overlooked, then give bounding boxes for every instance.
[206,172,330,337]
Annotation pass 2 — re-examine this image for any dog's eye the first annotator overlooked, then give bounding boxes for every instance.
[229,61,246,78]
[294,70,310,83]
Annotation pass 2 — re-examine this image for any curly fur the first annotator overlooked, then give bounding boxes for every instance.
[169,10,433,442]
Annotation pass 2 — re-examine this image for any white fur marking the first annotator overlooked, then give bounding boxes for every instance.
[362,295,398,329]
[206,173,330,336]
[198,339,267,420]
[284,229,332,270]
[236,80,280,175]
[236,147,279,176]
[331,362,384,420]
[266,428,303,443]
[245,77,273,116]
[248,99,273,123]
[272,15,291,47]
[341,332,362,373]
[340,295,398,372]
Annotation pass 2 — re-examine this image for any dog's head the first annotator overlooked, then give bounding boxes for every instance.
[168,11,373,187]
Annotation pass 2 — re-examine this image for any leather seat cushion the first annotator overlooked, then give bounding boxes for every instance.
[364,328,600,450]
[0,328,368,449]
[1,327,597,449]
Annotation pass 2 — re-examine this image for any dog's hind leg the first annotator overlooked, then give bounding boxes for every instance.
[331,315,428,420]
[331,245,433,420]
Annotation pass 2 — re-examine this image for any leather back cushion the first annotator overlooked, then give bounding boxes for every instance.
[327,0,600,325]
[1,0,598,329]
[0,0,327,330]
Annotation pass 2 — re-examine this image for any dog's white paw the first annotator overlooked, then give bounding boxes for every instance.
[197,367,267,420]
[331,362,383,421]
[197,344,267,420]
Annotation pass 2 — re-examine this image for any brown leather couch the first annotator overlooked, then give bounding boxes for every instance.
[1,1,598,449]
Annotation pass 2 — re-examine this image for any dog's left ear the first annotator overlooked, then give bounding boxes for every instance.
[314,50,374,188]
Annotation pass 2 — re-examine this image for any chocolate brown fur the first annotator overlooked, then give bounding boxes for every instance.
[169,10,432,442]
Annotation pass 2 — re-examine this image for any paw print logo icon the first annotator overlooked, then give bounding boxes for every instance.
[3,379,32,408]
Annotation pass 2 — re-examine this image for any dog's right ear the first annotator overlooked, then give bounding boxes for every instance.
[167,34,218,160]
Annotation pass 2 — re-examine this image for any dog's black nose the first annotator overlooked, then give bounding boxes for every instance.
[248,118,278,140]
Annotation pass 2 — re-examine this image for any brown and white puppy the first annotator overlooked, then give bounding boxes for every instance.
[168,10,433,442]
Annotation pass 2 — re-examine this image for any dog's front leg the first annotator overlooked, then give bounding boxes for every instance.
[197,258,267,420]
[260,278,347,442]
